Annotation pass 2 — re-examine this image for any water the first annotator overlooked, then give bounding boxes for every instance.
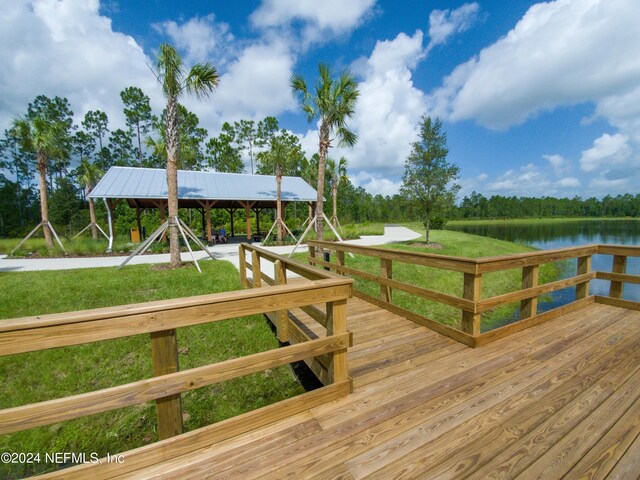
[446,219,640,313]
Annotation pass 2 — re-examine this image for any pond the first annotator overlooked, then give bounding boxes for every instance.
[446,219,640,318]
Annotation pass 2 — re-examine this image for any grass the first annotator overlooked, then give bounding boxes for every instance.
[0,260,304,478]
[296,224,562,332]
[0,235,141,257]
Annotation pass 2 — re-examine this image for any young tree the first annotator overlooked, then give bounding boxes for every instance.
[206,122,244,173]
[401,116,460,243]
[82,110,109,170]
[108,129,136,166]
[291,64,359,240]
[256,130,302,243]
[120,86,156,165]
[13,111,68,248]
[152,43,219,268]
[326,156,348,228]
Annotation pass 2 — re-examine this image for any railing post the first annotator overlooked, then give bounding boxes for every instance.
[380,258,393,303]
[462,272,482,336]
[274,259,289,343]
[520,265,539,318]
[150,329,183,440]
[251,250,262,287]
[576,255,592,300]
[309,245,316,262]
[326,299,348,387]
[337,250,345,274]
[239,244,247,288]
[609,255,627,298]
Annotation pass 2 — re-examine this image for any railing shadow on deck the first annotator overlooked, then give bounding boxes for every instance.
[307,240,640,348]
[0,244,352,478]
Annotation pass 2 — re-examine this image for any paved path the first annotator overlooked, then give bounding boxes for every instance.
[0,225,421,272]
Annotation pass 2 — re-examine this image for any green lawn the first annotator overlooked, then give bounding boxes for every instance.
[0,260,304,478]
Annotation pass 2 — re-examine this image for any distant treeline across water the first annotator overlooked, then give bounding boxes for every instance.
[455,192,639,219]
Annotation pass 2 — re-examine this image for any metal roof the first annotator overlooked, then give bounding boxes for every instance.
[90,167,317,207]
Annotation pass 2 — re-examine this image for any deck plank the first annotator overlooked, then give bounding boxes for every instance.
[40,298,640,480]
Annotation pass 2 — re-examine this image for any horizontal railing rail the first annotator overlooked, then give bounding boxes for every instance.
[307,240,639,347]
[0,246,353,449]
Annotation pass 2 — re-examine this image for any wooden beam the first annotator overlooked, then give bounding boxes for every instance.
[462,273,482,336]
[380,258,393,303]
[576,255,592,300]
[251,250,262,287]
[274,260,289,342]
[150,329,183,440]
[327,299,348,386]
[520,265,539,319]
[609,255,628,298]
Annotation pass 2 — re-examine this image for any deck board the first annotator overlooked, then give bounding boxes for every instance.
[45,298,640,480]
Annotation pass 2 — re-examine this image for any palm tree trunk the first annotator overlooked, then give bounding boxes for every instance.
[37,153,53,249]
[316,125,330,240]
[276,167,283,243]
[166,96,182,268]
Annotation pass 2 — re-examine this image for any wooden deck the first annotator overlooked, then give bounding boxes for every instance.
[108,297,640,479]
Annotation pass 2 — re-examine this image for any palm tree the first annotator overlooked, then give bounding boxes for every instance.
[13,116,66,249]
[291,64,359,240]
[257,132,300,243]
[326,156,348,229]
[153,43,219,268]
[77,158,103,240]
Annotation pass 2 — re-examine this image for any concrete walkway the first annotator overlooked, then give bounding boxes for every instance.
[0,225,421,272]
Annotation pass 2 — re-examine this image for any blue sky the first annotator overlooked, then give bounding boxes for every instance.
[1,0,639,198]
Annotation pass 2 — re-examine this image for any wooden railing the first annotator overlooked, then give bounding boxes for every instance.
[239,243,353,385]
[308,241,640,347]
[0,247,352,458]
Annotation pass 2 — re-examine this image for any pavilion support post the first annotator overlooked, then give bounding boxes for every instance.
[228,208,236,238]
[104,198,114,253]
[158,201,167,243]
[205,203,212,244]
[135,206,142,241]
[243,202,255,240]
[255,208,261,236]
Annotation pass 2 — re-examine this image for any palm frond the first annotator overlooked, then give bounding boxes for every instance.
[185,63,220,99]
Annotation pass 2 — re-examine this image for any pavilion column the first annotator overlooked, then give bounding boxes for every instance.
[134,201,142,240]
[255,208,261,236]
[244,202,252,240]
[228,208,236,238]
[202,201,216,243]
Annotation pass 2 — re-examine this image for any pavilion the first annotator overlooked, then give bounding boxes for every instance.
[89,166,317,249]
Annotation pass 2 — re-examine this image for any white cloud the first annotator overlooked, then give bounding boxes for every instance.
[212,40,296,121]
[429,0,640,130]
[154,14,235,66]
[250,0,376,46]
[351,171,402,196]
[579,133,631,172]
[0,0,160,131]
[543,154,569,176]
[341,31,426,174]
[557,177,580,188]
[487,164,551,194]
[427,3,479,51]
